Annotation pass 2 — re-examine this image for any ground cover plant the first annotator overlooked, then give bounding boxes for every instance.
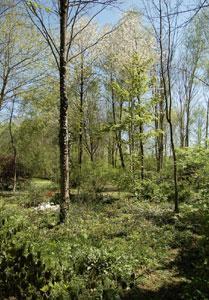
[0,177,209,299]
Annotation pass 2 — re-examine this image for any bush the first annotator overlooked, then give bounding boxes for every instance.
[133,179,167,202]
[177,147,209,190]
[72,162,119,202]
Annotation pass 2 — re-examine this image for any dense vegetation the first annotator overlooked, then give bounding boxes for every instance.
[0,0,209,299]
[1,176,209,299]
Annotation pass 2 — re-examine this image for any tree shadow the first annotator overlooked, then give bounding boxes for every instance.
[122,283,187,300]
[133,205,209,299]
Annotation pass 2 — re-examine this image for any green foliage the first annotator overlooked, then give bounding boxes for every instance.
[177,147,209,195]
[0,197,171,299]
[71,162,119,202]
[117,172,168,202]
[1,188,209,299]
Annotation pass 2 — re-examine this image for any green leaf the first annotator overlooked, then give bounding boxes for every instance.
[40,285,49,292]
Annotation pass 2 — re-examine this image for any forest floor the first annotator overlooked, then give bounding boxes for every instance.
[0,180,209,299]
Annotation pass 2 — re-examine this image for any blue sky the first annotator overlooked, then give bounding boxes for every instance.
[96,0,201,26]
[96,0,140,25]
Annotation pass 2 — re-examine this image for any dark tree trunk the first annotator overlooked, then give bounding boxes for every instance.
[108,136,116,167]
[112,148,115,167]
[118,100,125,169]
[165,92,179,213]
[179,97,185,148]
[59,0,70,223]
[129,98,135,156]
[153,74,164,172]
[0,71,9,110]
[164,130,167,158]
[90,152,94,162]
[108,137,112,165]
[111,74,125,169]
[155,93,164,171]
[112,139,116,167]
[158,82,164,170]
[155,103,159,166]
[139,122,144,180]
[137,96,144,180]
[90,138,94,162]
[205,98,209,148]
[118,131,125,169]
[185,98,191,147]
[159,0,179,213]
[78,56,84,168]
[185,66,197,148]
[9,97,17,192]
[168,119,179,212]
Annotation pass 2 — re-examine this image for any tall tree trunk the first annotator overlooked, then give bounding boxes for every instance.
[159,0,179,213]
[137,96,144,180]
[158,80,164,170]
[164,130,167,158]
[111,74,125,169]
[165,89,179,213]
[107,134,115,167]
[129,97,135,172]
[185,97,191,147]
[112,138,116,167]
[155,102,159,166]
[78,56,84,168]
[179,97,185,148]
[9,97,17,192]
[197,117,202,145]
[118,100,125,169]
[130,98,135,155]
[139,122,144,180]
[59,0,70,223]
[90,137,94,162]
[118,130,125,169]
[110,136,116,167]
[154,75,164,172]
[205,98,209,148]
[156,94,164,171]
[185,66,197,148]
[168,119,179,212]
[107,137,112,165]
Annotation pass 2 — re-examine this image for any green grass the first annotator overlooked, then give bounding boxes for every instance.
[0,192,209,299]
[31,178,54,188]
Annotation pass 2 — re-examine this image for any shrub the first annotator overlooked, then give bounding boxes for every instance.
[177,147,209,190]
[72,162,119,202]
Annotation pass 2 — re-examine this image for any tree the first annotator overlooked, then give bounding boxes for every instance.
[179,17,206,147]
[8,96,17,191]
[112,53,154,179]
[102,10,155,171]
[83,81,101,163]
[25,0,117,222]
[69,20,101,169]
[159,0,179,212]
[144,0,181,212]
[0,6,42,111]
[0,4,45,192]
